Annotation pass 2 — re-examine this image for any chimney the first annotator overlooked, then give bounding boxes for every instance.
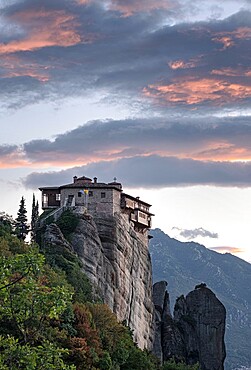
[73,176,77,183]
[94,177,97,183]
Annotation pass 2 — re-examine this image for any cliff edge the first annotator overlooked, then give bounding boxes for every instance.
[43,211,154,350]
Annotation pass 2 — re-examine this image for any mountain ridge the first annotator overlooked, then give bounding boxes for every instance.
[149,228,251,370]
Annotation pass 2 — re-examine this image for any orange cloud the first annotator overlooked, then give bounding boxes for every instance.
[109,0,176,17]
[0,148,29,169]
[232,27,251,40]
[212,27,251,49]
[0,9,89,55]
[211,67,251,77]
[210,246,244,254]
[168,59,197,70]
[143,77,251,105]
[212,36,234,49]
[193,142,251,162]
[0,55,50,82]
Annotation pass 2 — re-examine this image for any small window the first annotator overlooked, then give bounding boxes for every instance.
[56,194,61,201]
[101,192,106,198]
[89,191,93,197]
[139,212,146,219]
[78,192,82,197]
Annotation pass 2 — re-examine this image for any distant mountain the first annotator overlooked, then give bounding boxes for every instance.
[149,228,251,370]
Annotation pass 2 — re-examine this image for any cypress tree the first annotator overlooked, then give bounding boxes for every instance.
[15,196,29,241]
[31,194,39,242]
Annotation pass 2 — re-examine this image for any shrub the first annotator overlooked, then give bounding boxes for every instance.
[56,210,79,239]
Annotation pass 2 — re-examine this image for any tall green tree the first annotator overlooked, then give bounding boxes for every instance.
[15,196,29,241]
[0,212,15,237]
[0,247,75,369]
[31,194,39,242]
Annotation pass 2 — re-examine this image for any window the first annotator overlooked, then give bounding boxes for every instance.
[139,212,146,219]
[78,192,82,197]
[56,194,61,201]
[101,192,106,198]
[89,191,93,197]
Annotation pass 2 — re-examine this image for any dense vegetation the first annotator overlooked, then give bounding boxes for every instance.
[0,207,199,370]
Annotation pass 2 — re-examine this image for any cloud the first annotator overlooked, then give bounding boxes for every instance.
[172,227,218,240]
[210,246,244,254]
[0,0,250,113]
[0,144,28,169]
[23,154,251,189]
[0,55,50,82]
[108,0,177,17]
[0,8,84,55]
[143,77,251,106]
[3,115,251,167]
[20,116,251,163]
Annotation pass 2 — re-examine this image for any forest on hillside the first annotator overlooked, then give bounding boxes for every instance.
[0,198,199,370]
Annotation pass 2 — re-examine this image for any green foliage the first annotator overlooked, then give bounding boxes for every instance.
[0,247,73,344]
[162,359,199,370]
[15,196,29,241]
[31,194,39,242]
[41,239,93,303]
[0,208,167,370]
[98,351,113,369]
[0,335,76,370]
[0,233,28,257]
[56,210,80,239]
[0,212,15,237]
[121,347,158,370]
[39,209,54,220]
[88,304,159,370]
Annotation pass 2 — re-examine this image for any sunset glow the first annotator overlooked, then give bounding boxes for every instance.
[109,0,175,16]
[0,10,84,55]
[143,78,251,105]
[0,0,251,266]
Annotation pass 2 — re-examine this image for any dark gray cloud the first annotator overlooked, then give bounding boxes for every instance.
[1,115,251,166]
[0,0,250,113]
[19,116,251,164]
[0,144,18,156]
[172,227,218,240]
[23,154,251,189]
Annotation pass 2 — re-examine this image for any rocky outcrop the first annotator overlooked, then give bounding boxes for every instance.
[43,211,154,350]
[153,282,226,370]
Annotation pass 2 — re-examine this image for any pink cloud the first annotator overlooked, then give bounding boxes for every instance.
[211,67,251,77]
[193,143,251,162]
[0,8,93,55]
[210,246,244,254]
[0,147,29,169]
[143,77,251,106]
[0,55,50,82]
[108,0,176,17]
[212,27,251,49]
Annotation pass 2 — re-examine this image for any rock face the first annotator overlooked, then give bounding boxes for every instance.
[150,228,251,370]
[43,211,154,350]
[153,282,226,370]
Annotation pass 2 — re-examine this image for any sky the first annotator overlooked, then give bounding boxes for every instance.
[0,0,251,262]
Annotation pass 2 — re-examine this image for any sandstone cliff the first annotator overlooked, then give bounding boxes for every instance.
[153,281,226,370]
[43,211,154,350]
